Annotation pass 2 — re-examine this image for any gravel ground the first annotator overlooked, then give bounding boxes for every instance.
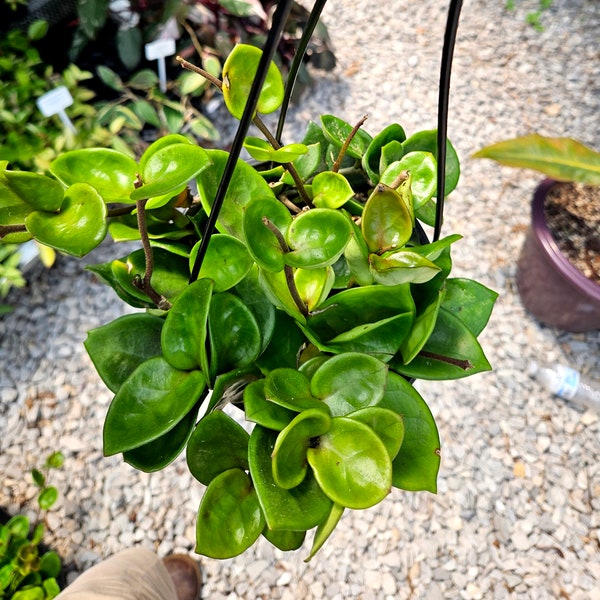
[2,0,600,598]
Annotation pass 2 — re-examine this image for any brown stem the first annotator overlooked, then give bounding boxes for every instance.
[332,114,369,173]
[261,217,308,316]
[177,56,223,91]
[0,224,27,238]
[181,21,204,59]
[133,198,172,311]
[389,169,410,190]
[419,351,473,371]
[107,205,136,218]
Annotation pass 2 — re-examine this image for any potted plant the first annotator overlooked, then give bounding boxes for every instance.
[474,134,600,331]
[0,0,496,561]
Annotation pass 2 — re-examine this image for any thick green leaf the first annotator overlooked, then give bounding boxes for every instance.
[2,171,64,212]
[206,366,262,413]
[124,402,200,472]
[379,372,440,492]
[442,278,498,337]
[38,486,58,510]
[361,184,412,253]
[294,267,334,312]
[310,353,388,417]
[249,426,332,531]
[258,268,306,323]
[196,468,265,558]
[264,368,325,412]
[161,278,213,372]
[263,527,305,551]
[473,134,600,185]
[208,292,261,378]
[25,183,107,257]
[348,407,404,460]
[39,551,61,578]
[304,502,344,562]
[103,357,206,455]
[138,135,192,173]
[289,142,322,180]
[344,218,373,285]
[50,149,138,203]
[244,379,296,430]
[307,417,392,509]
[311,172,354,209]
[197,149,276,239]
[370,249,441,285]
[0,203,33,243]
[380,151,437,209]
[243,137,307,163]
[320,115,373,159]
[222,44,284,119]
[84,313,164,393]
[390,308,492,380]
[242,196,292,272]
[189,235,252,292]
[272,409,332,489]
[132,144,211,201]
[186,411,249,485]
[362,123,407,184]
[402,130,460,196]
[285,208,352,268]
[254,310,307,372]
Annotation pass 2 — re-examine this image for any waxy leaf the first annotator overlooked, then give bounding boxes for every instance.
[285,208,352,268]
[263,527,306,551]
[161,278,213,371]
[249,426,332,531]
[138,134,192,172]
[370,249,441,285]
[189,234,252,292]
[0,203,33,243]
[50,148,138,203]
[242,196,292,272]
[208,292,261,378]
[379,372,440,492]
[348,407,404,460]
[103,357,206,455]
[222,44,284,119]
[243,137,307,163]
[304,502,344,562]
[362,123,407,183]
[25,183,107,257]
[307,417,392,509]
[294,267,334,312]
[310,353,388,417]
[132,143,211,201]
[344,219,373,286]
[272,409,332,489]
[264,368,325,412]
[473,134,600,185]
[244,379,296,430]
[124,402,200,472]
[186,411,249,485]
[361,184,412,253]
[320,115,373,159]
[311,172,354,209]
[380,151,437,209]
[442,278,498,337]
[84,313,164,393]
[390,308,492,380]
[258,267,306,323]
[196,468,265,558]
[2,171,64,212]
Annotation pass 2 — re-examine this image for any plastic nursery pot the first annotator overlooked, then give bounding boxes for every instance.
[516,179,600,332]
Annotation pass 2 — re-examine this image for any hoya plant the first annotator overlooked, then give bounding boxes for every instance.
[0,1,496,560]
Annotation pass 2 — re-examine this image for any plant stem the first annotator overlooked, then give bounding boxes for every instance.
[332,114,369,173]
[262,216,308,316]
[133,198,172,310]
[177,57,223,90]
[0,224,27,238]
[419,350,472,371]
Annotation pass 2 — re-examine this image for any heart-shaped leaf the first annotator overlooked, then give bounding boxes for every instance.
[124,402,200,472]
[161,278,213,371]
[25,183,108,257]
[208,292,261,378]
[186,411,250,485]
[2,171,64,211]
[189,234,253,292]
[307,417,392,509]
[196,468,265,558]
[249,426,332,531]
[222,44,284,119]
[242,196,292,272]
[347,407,404,460]
[103,357,206,455]
[244,379,296,431]
[361,183,412,253]
[310,353,388,417]
[304,502,344,562]
[285,208,352,268]
[50,149,138,203]
[311,172,354,209]
[378,372,440,492]
[131,143,211,201]
[243,137,308,163]
[380,151,437,208]
[84,313,164,393]
[264,368,326,413]
[272,409,332,489]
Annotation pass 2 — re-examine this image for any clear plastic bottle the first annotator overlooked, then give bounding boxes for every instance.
[529,361,600,412]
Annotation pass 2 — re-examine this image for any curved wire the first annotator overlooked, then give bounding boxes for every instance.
[275,0,329,143]
[434,0,463,241]
[189,0,295,283]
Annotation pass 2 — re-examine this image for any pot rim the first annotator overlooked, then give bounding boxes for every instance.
[531,178,600,302]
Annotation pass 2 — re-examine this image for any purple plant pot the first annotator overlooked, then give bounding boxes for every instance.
[516,179,600,332]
